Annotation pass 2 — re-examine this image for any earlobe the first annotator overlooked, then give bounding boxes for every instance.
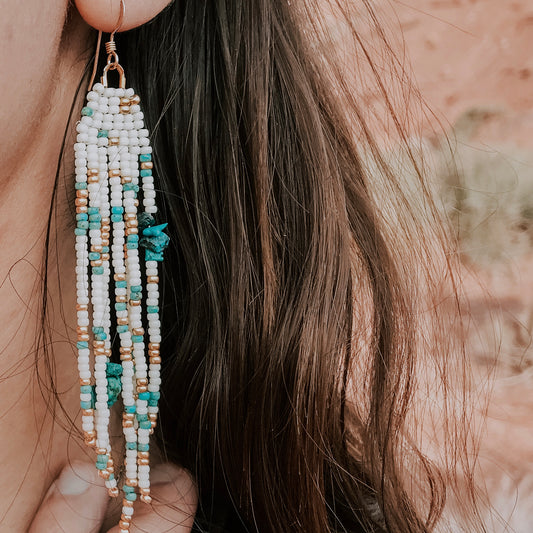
[74,0,172,34]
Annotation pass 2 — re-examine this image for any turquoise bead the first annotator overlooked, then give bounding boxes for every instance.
[95,332,106,341]
[87,207,99,215]
[123,484,135,493]
[138,443,149,452]
[117,325,128,333]
[125,493,137,502]
[89,213,101,222]
[126,242,138,249]
[148,399,159,407]
[111,214,122,223]
[130,285,142,293]
[125,405,136,414]
[80,400,92,409]
[95,462,107,470]
[126,442,136,450]
[127,234,139,242]
[116,280,127,288]
[139,420,151,430]
[97,129,108,138]
[136,413,148,421]
[76,341,89,349]
[92,326,104,333]
[131,335,143,343]
[77,221,89,229]
[97,454,108,461]
[75,182,88,190]
[130,292,142,301]
[123,183,139,192]
[115,302,127,311]
[89,252,100,260]
[150,391,161,401]
[89,222,100,230]
[76,213,88,221]
[140,169,152,177]
[81,106,94,116]
[138,391,150,401]
[102,246,109,253]
[140,154,152,162]
[147,306,159,314]
[92,266,104,275]
[74,228,86,236]
[111,206,124,214]
[80,385,92,394]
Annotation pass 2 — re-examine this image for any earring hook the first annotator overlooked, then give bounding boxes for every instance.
[88,0,127,89]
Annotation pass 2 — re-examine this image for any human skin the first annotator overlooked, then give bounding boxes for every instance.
[0,1,196,531]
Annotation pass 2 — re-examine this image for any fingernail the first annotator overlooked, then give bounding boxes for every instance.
[151,463,183,485]
[56,461,99,496]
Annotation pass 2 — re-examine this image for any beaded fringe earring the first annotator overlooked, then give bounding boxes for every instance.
[73,6,169,530]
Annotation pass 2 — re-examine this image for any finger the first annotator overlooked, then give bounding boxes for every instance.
[107,463,197,533]
[29,460,109,533]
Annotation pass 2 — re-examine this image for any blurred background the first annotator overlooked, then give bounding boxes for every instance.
[364,1,533,530]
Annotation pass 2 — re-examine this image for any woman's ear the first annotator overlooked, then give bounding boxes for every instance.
[74,0,172,33]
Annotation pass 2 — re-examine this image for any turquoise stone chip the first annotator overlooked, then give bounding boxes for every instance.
[89,222,100,230]
[138,443,149,452]
[125,493,137,502]
[111,214,122,223]
[76,213,88,221]
[76,341,89,349]
[138,391,150,401]
[97,129,108,138]
[92,266,104,275]
[87,207,99,214]
[147,306,159,314]
[89,252,100,260]
[131,335,143,343]
[80,400,92,409]
[74,228,86,236]
[140,169,152,177]
[81,106,94,116]
[115,302,127,311]
[116,280,127,288]
[117,325,128,333]
[80,385,92,394]
[140,154,152,162]
[75,182,88,190]
[139,420,151,430]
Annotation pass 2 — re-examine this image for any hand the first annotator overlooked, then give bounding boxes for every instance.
[28,460,197,533]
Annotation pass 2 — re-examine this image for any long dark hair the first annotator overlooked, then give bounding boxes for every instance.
[45,1,483,531]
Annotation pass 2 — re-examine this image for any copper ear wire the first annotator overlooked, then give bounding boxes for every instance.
[88,0,127,89]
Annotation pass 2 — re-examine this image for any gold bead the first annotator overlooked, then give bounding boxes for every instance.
[76,304,88,311]
[123,413,134,421]
[120,346,132,355]
[79,378,91,387]
[132,328,144,336]
[76,206,88,214]
[137,386,148,393]
[123,499,134,508]
[78,334,90,342]
[119,519,131,529]
[125,478,138,487]
[91,245,103,253]
[140,161,153,170]
[96,447,107,455]
[101,217,110,225]
[149,343,160,350]
[120,97,131,106]
[149,413,158,422]
[117,317,129,326]
[82,408,94,416]
[87,168,99,176]
[75,198,88,207]
[90,259,103,267]
[147,276,159,284]
[109,137,119,146]
[125,227,138,235]
[140,494,152,504]
[121,175,132,184]
[137,451,149,460]
[87,175,99,183]
[131,95,141,105]
[116,295,127,303]
[150,356,162,364]
[120,105,131,114]
[93,340,105,349]
[99,469,111,480]
[101,253,110,261]
[108,487,119,497]
[137,458,150,466]
[129,299,141,307]
[108,169,121,178]
[76,189,89,198]
[137,378,148,387]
